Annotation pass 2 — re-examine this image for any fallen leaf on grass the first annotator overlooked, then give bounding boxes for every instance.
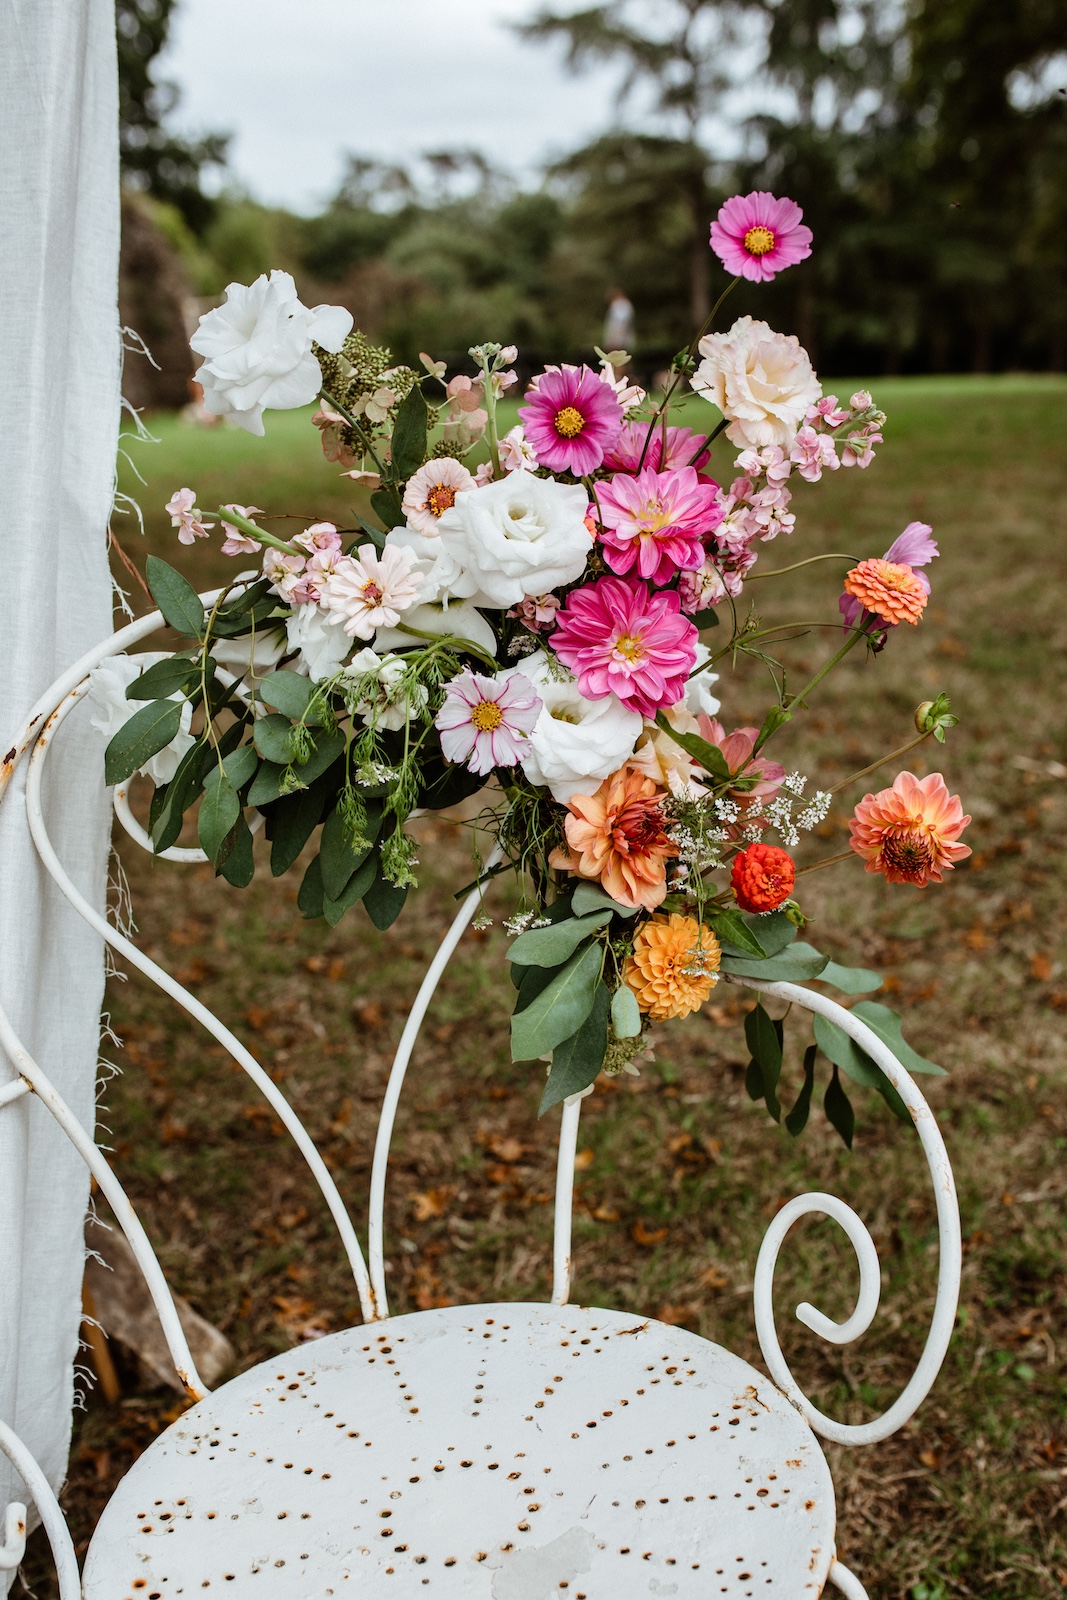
[593,1204,619,1223]
[698,1265,730,1291]
[485,1134,525,1163]
[174,959,215,986]
[657,1303,698,1328]
[1030,953,1053,981]
[410,1187,455,1222]
[632,1220,669,1247]
[918,1447,942,1470]
[573,1146,595,1171]
[352,1000,386,1028]
[273,1294,330,1341]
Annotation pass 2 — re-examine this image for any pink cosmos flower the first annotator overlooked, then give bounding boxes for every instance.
[219,504,264,556]
[551,575,697,718]
[595,466,720,583]
[293,521,343,556]
[435,670,541,777]
[603,422,712,478]
[166,487,214,545]
[321,544,424,640]
[839,522,938,630]
[789,426,840,483]
[519,364,623,476]
[709,192,813,283]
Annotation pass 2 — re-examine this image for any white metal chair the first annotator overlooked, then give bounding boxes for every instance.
[0,593,962,1599]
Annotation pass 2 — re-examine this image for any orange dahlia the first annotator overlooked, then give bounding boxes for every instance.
[731,841,796,913]
[843,558,928,627]
[849,770,971,886]
[624,914,721,1020]
[549,766,678,911]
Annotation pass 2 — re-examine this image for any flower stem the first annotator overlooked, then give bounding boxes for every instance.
[745,552,861,582]
[318,389,389,478]
[637,276,740,470]
[392,623,498,671]
[477,357,501,482]
[753,625,866,753]
[829,729,933,796]
[214,506,300,556]
[796,847,854,877]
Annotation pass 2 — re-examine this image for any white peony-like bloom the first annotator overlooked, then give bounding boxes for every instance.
[191,271,353,436]
[286,606,352,681]
[88,653,196,786]
[691,315,821,450]
[505,650,642,802]
[435,474,593,609]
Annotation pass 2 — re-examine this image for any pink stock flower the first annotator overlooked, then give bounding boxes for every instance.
[263,548,310,604]
[435,670,541,777]
[551,575,697,718]
[508,593,560,632]
[678,559,730,613]
[603,422,712,478]
[789,425,840,482]
[808,394,850,429]
[839,522,938,630]
[166,487,214,545]
[709,192,813,283]
[320,544,424,639]
[219,504,264,555]
[595,466,720,584]
[498,424,538,473]
[841,424,883,468]
[735,446,791,486]
[519,364,623,476]
[293,521,343,556]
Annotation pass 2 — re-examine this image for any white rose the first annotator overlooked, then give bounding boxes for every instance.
[286,605,352,681]
[507,650,642,802]
[88,653,196,786]
[384,524,483,606]
[191,271,353,436]
[691,315,821,450]
[435,475,593,609]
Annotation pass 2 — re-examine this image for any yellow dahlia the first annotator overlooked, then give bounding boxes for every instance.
[624,913,721,1021]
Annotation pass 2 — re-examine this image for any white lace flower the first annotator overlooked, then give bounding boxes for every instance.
[506,649,642,802]
[88,654,195,785]
[190,271,353,436]
[691,316,822,450]
[436,474,593,609]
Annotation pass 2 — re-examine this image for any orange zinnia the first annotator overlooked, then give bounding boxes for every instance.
[849,770,971,886]
[624,913,721,1020]
[550,766,678,911]
[843,558,928,626]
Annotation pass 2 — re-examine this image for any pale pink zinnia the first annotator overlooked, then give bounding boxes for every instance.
[402,458,477,536]
[219,504,264,556]
[519,364,623,476]
[709,192,813,283]
[165,487,214,545]
[551,575,697,718]
[321,544,424,640]
[596,466,720,583]
[849,771,971,887]
[435,670,541,777]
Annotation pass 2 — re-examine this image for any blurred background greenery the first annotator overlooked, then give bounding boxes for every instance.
[116,0,1067,412]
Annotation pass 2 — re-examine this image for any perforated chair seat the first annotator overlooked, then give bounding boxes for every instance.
[82,1302,835,1599]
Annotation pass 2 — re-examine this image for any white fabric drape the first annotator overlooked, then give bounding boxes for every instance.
[0,0,119,1574]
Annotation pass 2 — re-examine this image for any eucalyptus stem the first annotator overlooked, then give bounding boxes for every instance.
[318,388,388,477]
[214,506,300,556]
[829,729,933,796]
[746,552,861,582]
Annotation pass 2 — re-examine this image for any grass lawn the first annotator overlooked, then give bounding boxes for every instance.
[21,376,1067,1598]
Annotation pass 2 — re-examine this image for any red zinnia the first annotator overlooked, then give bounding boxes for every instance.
[731,842,796,914]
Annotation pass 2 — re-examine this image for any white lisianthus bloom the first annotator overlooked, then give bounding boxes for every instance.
[211,627,287,681]
[435,475,593,609]
[88,653,196,785]
[691,315,821,450]
[285,606,352,681]
[374,599,498,659]
[190,271,353,436]
[340,648,426,731]
[505,650,642,802]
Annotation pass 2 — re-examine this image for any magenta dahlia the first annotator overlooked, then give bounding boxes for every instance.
[710,192,813,283]
[596,466,720,584]
[519,364,624,476]
[603,421,713,478]
[551,575,698,718]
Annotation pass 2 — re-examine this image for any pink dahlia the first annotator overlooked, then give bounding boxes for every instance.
[551,575,697,718]
[710,192,813,283]
[519,364,623,476]
[603,421,713,478]
[596,466,719,584]
[849,771,971,887]
[435,670,541,777]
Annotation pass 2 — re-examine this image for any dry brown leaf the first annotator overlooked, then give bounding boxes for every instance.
[485,1134,525,1163]
[698,1265,730,1290]
[573,1146,595,1171]
[632,1219,669,1247]
[593,1204,620,1223]
[352,999,386,1028]
[657,1303,698,1328]
[410,1187,454,1222]
[1030,953,1053,981]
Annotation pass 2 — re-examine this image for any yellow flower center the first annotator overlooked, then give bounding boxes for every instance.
[743,224,776,256]
[553,405,586,439]
[470,700,504,731]
[426,483,457,517]
[614,632,645,663]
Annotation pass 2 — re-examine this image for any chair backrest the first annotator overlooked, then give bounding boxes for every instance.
[0,596,962,1455]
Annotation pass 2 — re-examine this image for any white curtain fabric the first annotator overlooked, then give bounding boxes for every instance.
[0,0,119,1576]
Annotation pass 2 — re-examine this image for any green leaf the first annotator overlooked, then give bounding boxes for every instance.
[319,800,382,901]
[722,941,828,984]
[709,909,767,960]
[512,961,560,1009]
[691,606,720,629]
[511,941,603,1062]
[610,983,641,1039]
[370,485,404,530]
[198,772,240,865]
[363,859,408,930]
[125,656,200,700]
[297,853,325,919]
[850,1001,946,1077]
[258,670,322,724]
[824,1064,855,1148]
[390,382,429,478]
[817,960,883,994]
[508,909,612,967]
[219,744,259,793]
[146,555,205,639]
[744,1002,783,1121]
[353,514,387,551]
[540,982,610,1115]
[570,882,638,919]
[149,737,204,852]
[104,700,182,785]
[813,1015,910,1124]
[756,704,792,745]
[247,760,288,807]
[742,910,797,956]
[253,713,300,766]
[323,851,377,927]
[269,784,326,876]
[218,815,255,887]
[653,711,732,781]
[785,1043,818,1137]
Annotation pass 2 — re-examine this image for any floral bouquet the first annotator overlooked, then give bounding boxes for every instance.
[95,190,970,1135]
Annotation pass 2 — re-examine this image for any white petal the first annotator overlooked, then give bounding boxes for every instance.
[310,303,354,353]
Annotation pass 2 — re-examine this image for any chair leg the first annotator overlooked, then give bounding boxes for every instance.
[827,1559,871,1598]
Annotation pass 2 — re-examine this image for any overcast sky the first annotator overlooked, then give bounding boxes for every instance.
[162,0,636,213]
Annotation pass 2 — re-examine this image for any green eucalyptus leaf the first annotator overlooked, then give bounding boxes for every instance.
[610,983,642,1039]
[363,859,408,930]
[817,960,883,994]
[512,961,560,1009]
[258,670,323,725]
[149,737,204,852]
[319,800,383,901]
[247,760,288,807]
[269,784,326,876]
[370,485,404,529]
[104,700,182,786]
[253,713,300,766]
[741,910,797,956]
[323,851,377,927]
[812,1015,910,1124]
[785,1043,818,1137]
[721,941,828,983]
[824,1064,855,1148]
[125,656,200,700]
[508,909,611,967]
[297,853,325,919]
[198,773,240,866]
[744,1002,783,1121]
[540,982,611,1115]
[146,555,205,639]
[511,941,603,1062]
[850,1001,946,1077]
[709,909,767,960]
[218,815,255,887]
[218,744,259,793]
[570,882,638,919]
